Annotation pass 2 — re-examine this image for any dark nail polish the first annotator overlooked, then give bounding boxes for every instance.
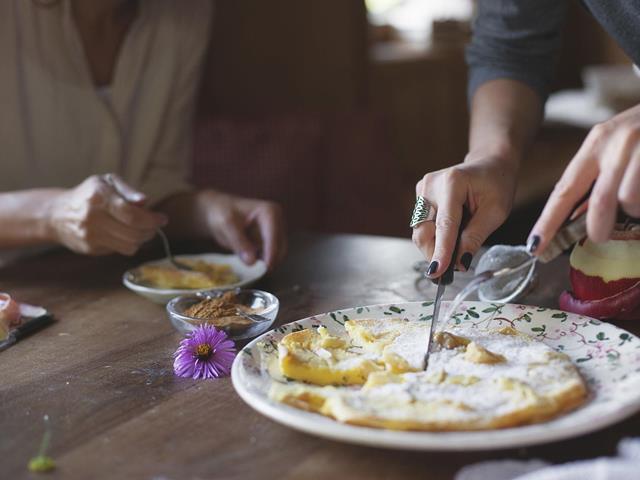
[527,235,541,254]
[427,260,439,276]
[461,252,473,271]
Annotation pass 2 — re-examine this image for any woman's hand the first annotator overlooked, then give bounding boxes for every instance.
[529,104,640,254]
[45,175,167,256]
[412,155,518,278]
[196,190,287,270]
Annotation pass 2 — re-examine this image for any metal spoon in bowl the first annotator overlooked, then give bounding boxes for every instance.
[198,289,271,324]
[101,174,194,271]
[234,309,271,324]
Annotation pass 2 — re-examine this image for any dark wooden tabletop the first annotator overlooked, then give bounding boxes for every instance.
[2,233,639,480]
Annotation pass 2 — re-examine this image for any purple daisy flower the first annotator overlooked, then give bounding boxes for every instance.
[173,325,237,379]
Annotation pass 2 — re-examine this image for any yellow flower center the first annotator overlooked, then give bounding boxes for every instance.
[196,343,212,359]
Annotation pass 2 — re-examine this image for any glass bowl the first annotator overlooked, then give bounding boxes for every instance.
[166,288,279,341]
[476,245,537,303]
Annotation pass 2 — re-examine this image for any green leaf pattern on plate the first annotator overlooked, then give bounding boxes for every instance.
[240,302,640,408]
[235,300,640,449]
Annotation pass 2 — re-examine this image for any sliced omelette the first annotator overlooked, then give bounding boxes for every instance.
[134,260,239,289]
[278,326,383,385]
[269,319,588,431]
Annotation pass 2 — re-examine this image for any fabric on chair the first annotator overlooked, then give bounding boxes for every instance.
[191,112,408,236]
[192,115,325,231]
[320,112,409,236]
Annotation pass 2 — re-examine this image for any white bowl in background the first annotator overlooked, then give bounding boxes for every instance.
[122,253,267,304]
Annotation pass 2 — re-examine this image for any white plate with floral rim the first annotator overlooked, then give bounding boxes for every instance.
[231,301,640,451]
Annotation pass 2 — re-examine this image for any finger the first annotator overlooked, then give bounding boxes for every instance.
[277,230,289,266]
[107,196,168,230]
[411,221,435,263]
[97,232,141,256]
[84,176,112,208]
[456,205,505,271]
[83,246,113,256]
[91,224,144,256]
[587,128,636,242]
[273,210,288,267]
[107,174,146,205]
[90,215,155,256]
[255,207,280,269]
[528,148,598,255]
[618,149,640,218]
[569,198,589,220]
[100,214,157,245]
[430,187,465,278]
[73,236,113,256]
[412,178,437,262]
[222,214,258,265]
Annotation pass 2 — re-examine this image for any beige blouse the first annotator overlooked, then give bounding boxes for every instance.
[0,0,212,204]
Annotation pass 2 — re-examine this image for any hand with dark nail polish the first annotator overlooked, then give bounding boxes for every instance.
[461,252,473,271]
[527,235,541,254]
[427,260,439,276]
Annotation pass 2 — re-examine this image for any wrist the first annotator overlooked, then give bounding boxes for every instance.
[464,148,521,176]
[40,189,65,243]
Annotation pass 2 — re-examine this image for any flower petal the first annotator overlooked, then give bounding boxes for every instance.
[173,324,237,379]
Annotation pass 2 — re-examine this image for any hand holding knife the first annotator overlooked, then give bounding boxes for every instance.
[422,207,470,370]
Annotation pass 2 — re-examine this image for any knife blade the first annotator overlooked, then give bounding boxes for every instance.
[0,314,54,352]
[424,281,446,369]
[422,207,470,370]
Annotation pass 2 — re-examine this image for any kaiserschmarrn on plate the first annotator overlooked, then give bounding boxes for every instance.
[133,260,239,289]
[268,318,588,431]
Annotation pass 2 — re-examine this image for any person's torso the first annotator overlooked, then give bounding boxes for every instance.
[583,1,640,67]
[0,0,206,192]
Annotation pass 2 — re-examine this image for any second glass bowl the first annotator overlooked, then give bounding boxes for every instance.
[166,288,279,340]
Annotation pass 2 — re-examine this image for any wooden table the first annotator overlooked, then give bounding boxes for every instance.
[2,233,639,480]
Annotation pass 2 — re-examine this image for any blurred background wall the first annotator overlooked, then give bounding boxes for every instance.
[192,0,635,243]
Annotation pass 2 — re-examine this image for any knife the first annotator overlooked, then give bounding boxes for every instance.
[0,314,54,352]
[423,207,470,370]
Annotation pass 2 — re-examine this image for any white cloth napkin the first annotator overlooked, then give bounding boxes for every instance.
[456,438,640,480]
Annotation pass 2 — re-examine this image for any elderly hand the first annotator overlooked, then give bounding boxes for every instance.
[412,155,518,278]
[45,175,167,256]
[197,190,287,270]
[529,103,640,254]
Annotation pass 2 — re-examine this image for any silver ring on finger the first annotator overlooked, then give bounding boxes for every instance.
[410,196,437,228]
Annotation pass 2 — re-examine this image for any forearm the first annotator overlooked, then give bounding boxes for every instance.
[468,79,544,171]
[0,189,62,248]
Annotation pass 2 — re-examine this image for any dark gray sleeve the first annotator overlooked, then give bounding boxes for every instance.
[466,0,570,101]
